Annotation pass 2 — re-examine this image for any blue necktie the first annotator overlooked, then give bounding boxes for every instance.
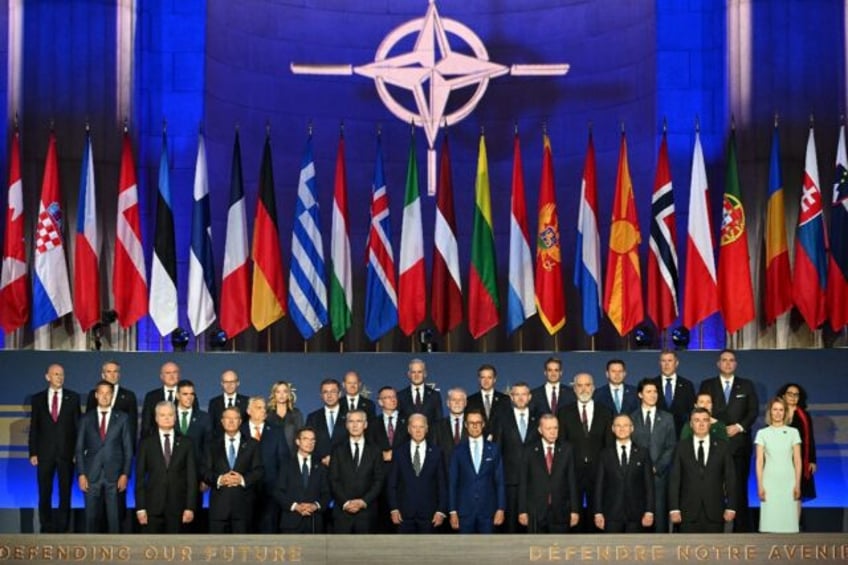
[664,378,673,408]
[472,441,482,473]
[723,380,732,404]
[614,388,622,413]
[227,438,236,470]
[518,412,527,442]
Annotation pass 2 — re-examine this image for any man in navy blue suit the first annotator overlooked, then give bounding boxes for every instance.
[242,396,290,533]
[594,359,639,416]
[397,358,443,425]
[75,380,133,533]
[387,414,448,533]
[448,409,505,533]
[275,427,330,533]
[304,379,347,466]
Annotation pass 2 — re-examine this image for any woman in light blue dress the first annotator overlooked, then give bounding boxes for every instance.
[754,397,801,533]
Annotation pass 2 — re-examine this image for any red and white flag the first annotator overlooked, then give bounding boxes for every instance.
[0,128,28,333]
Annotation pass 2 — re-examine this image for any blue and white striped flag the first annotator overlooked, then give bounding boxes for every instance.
[289,135,328,339]
[187,133,216,336]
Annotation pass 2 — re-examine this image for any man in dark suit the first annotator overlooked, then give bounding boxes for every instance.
[208,370,249,437]
[669,407,737,533]
[529,356,575,417]
[397,358,443,425]
[86,360,138,443]
[593,414,655,533]
[75,380,133,533]
[141,361,197,439]
[205,407,264,533]
[630,378,677,533]
[338,371,376,418]
[173,379,212,532]
[466,364,509,427]
[491,381,538,532]
[304,378,347,466]
[698,349,758,532]
[135,401,197,533]
[448,409,506,534]
[369,386,409,463]
[518,414,579,533]
[387,414,448,533]
[242,396,290,533]
[594,359,639,416]
[275,427,330,533]
[329,409,385,533]
[431,387,467,463]
[651,349,697,437]
[557,372,614,532]
[28,363,80,533]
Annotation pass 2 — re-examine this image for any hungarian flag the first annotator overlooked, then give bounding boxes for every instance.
[251,135,287,331]
[468,133,499,339]
[764,123,792,325]
[535,134,565,335]
[603,131,643,336]
[220,130,250,338]
[792,126,827,330]
[112,132,147,328]
[73,130,100,331]
[646,131,679,331]
[0,127,28,333]
[431,135,463,335]
[398,131,426,336]
[682,130,718,329]
[507,132,535,335]
[717,130,754,334]
[329,132,353,341]
[827,124,848,330]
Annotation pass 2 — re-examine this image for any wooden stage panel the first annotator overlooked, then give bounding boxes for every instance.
[0,534,847,565]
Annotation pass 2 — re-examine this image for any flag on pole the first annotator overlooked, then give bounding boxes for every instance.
[827,124,848,330]
[0,127,28,333]
[289,134,328,340]
[32,132,72,329]
[364,134,398,341]
[646,131,679,331]
[575,131,603,336]
[717,129,754,334]
[113,131,148,328]
[329,132,352,341]
[792,125,827,330]
[468,133,499,339]
[187,133,216,336]
[682,129,718,329]
[149,132,178,336]
[431,134,463,335]
[603,131,643,336]
[398,131,426,336]
[535,134,564,335]
[764,123,793,324]
[73,130,100,331]
[220,130,250,339]
[507,132,535,335]
[251,134,287,331]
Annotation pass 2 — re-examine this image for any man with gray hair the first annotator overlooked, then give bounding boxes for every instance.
[397,358,443,425]
[432,388,467,463]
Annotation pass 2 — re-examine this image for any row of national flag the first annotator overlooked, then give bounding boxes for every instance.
[1,122,847,343]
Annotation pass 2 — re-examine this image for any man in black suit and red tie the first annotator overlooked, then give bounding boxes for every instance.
[397,358,443,425]
[669,407,737,533]
[135,401,197,533]
[75,380,133,533]
[593,414,655,533]
[275,427,330,533]
[518,414,579,533]
[205,407,264,533]
[529,356,575,417]
[28,363,80,533]
[651,349,697,437]
[698,349,758,532]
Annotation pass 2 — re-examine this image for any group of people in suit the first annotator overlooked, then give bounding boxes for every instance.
[28,348,803,535]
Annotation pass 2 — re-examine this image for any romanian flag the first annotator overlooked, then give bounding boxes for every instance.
[764,123,792,325]
[251,135,287,331]
[468,134,499,339]
[535,134,565,334]
[603,131,643,336]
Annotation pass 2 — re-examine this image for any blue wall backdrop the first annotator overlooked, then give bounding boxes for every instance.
[0,1,845,352]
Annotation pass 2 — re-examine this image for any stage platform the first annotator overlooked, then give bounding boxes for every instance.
[0,533,847,564]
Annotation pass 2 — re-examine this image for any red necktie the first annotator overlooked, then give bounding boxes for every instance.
[550,388,558,413]
[545,445,553,473]
[453,418,461,445]
[387,416,395,445]
[50,391,59,422]
[99,411,107,440]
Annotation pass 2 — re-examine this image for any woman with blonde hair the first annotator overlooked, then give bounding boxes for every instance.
[267,381,303,452]
[754,396,801,533]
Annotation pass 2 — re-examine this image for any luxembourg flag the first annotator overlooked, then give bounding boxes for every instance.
[73,130,100,331]
[32,132,72,329]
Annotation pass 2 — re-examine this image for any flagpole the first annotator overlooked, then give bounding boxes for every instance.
[553,332,559,352]
[517,328,524,352]
[266,329,271,353]
[590,335,595,352]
